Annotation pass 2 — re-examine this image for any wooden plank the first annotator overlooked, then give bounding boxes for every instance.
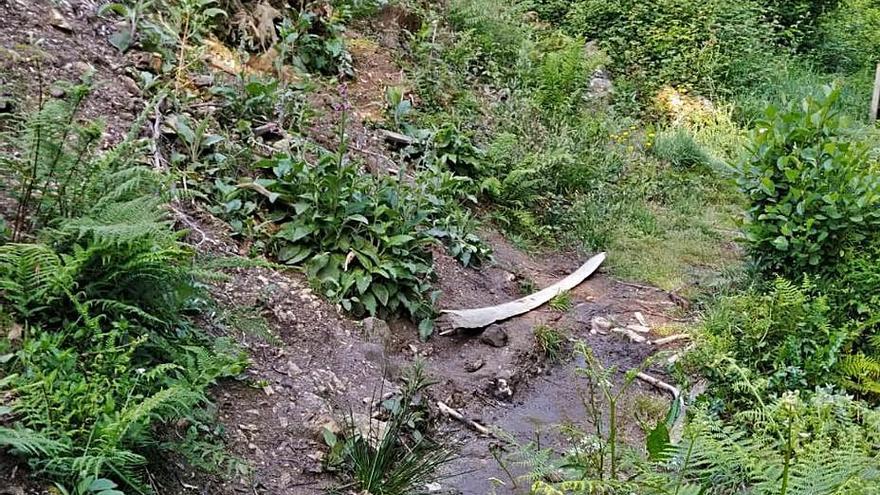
[438,252,606,331]
[871,63,880,124]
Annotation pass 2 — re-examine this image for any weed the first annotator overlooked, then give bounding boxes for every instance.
[325,364,455,494]
[650,128,711,170]
[547,291,572,312]
[534,325,566,362]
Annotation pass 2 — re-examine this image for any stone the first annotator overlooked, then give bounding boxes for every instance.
[350,413,388,448]
[50,9,73,33]
[493,378,514,400]
[464,358,484,373]
[49,87,66,99]
[591,316,612,335]
[192,74,214,87]
[588,68,613,100]
[480,324,508,348]
[363,316,392,344]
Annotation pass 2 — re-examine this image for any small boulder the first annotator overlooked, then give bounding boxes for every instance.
[363,316,392,345]
[464,358,484,373]
[480,324,508,348]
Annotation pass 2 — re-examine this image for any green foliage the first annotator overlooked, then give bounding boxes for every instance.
[233,147,488,336]
[815,0,880,73]
[701,277,847,395]
[650,128,712,170]
[0,84,247,492]
[735,85,880,277]
[278,8,352,77]
[533,325,566,361]
[526,34,607,116]
[324,364,455,494]
[761,0,839,49]
[547,291,572,311]
[563,0,774,97]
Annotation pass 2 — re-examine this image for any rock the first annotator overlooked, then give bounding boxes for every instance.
[308,415,341,440]
[591,316,612,334]
[612,327,647,344]
[350,413,389,448]
[425,482,443,492]
[626,324,651,334]
[588,69,613,100]
[480,324,508,348]
[0,98,14,114]
[49,87,66,99]
[464,358,484,373]
[493,378,514,400]
[192,74,214,87]
[50,9,73,33]
[361,316,391,346]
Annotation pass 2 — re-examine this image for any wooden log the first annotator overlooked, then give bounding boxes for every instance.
[438,252,606,331]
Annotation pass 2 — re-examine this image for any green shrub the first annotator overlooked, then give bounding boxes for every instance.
[0,84,246,492]
[445,0,532,84]
[233,151,489,337]
[735,85,880,277]
[527,34,607,116]
[651,128,712,170]
[701,277,846,394]
[816,0,880,73]
[563,0,774,97]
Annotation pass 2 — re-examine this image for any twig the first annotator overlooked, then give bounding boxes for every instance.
[437,401,492,436]
[651,333,690,346]
[636,372,680,398]
[168,203,210,247]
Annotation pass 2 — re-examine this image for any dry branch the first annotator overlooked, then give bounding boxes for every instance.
[438,252,606,332]
[437,401,492,436]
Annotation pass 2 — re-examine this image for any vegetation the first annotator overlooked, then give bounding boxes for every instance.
[4,0,880,492]
[0,85,245,492]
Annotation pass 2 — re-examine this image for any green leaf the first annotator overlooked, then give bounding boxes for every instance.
[277,223,315,243]
[361,292,377,315]
[772,236,790,251]
[108,30,133,52]
[386,234,414,247]
[278,245,312,265]
[88,479,118,491]
[372,283,389,306]
[646,421,670,460]
[418,319,434,340]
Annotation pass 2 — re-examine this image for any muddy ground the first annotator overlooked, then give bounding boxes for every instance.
[0,2,693,494]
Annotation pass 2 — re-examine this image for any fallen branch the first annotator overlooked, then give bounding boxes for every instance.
[438,252,606,332]
[637,372,689,444]
[651,333,690,346]
[437,401,492,436]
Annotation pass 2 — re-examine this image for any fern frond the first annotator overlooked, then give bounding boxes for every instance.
[0,426,68,458]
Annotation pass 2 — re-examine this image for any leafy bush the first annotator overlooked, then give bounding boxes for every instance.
[735,85,880,277]
[0,84,246,491]
[701,277,846,394]
[324,364,454,494]
[530,389,880,495]
[278,7,352,76]
[815,0,880,73]
[526,34,607,116]
[232,149,488,337]
[563,0,774,97]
